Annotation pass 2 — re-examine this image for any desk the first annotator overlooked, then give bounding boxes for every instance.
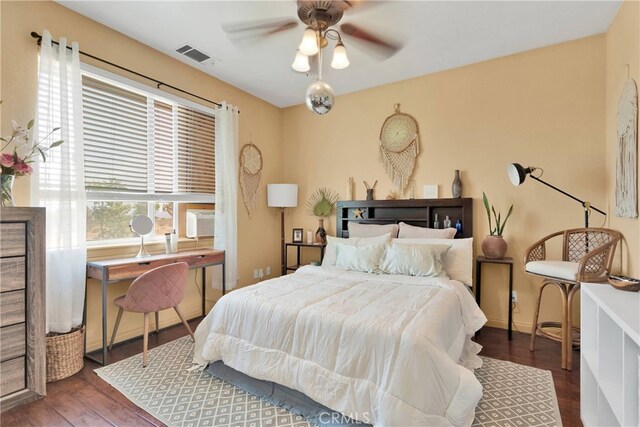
[85,249,225,365]
[285,243,326,273]
[475,256,513,340]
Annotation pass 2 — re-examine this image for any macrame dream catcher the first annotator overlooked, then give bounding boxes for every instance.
[615,79,638,219]
[239,143,263,218]
[379,104,420,194]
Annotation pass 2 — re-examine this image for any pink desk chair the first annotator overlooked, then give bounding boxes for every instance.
[108,262,194,367]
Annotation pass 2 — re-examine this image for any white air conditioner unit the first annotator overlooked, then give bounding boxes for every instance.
[186,209,214,238]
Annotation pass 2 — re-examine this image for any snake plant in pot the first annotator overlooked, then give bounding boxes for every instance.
[481,192,514,259]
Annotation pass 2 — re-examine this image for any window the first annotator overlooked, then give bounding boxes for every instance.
[81,69,215,245]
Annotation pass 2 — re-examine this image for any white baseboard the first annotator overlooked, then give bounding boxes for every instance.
[86,307,203,352]
[88,312,532,352]
[484,318,532,334]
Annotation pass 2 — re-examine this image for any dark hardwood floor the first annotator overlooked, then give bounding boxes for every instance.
[2,322,580,426]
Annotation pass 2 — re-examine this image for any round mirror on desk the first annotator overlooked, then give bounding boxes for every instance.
[130,214,153,258]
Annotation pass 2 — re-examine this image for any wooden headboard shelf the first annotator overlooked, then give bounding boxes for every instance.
[336,198,473,239]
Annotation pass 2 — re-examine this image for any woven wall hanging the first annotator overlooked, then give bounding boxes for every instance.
[379,104,420,194]
[615,79,638,219]
[239,143,263,218]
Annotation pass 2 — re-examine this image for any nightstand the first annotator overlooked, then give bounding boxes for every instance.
[285,242,326,273]
[475,256,514,339]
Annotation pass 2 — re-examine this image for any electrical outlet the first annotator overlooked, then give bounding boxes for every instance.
[258,268,264,279]
[511,291,518,303]
[266,266,271,276]
[253,269,259,279]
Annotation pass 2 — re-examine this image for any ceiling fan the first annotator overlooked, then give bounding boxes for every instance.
[222,0,402,115]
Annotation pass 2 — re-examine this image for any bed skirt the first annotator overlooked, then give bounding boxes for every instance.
[208,361,371,426]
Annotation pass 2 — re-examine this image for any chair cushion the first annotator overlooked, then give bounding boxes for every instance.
[525,261,579,281]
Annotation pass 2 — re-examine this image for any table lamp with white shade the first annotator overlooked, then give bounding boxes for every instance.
[267,184,298,276]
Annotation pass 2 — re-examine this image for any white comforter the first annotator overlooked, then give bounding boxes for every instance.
[194,266,487,426]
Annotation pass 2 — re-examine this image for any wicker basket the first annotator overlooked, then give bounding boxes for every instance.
[46,326,85,382]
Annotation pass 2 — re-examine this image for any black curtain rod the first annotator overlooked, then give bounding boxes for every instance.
[31,32,239,113]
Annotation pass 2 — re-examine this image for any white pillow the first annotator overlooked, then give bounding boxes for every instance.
[393,238,473,286]
[398,222,457,239]
[335,242,387,273]
[322,234,392,267]
[379,243,451,277]
[348,222,399,238]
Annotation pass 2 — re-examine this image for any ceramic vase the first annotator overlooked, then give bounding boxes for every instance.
[316,218,327,244]
[0,175,16,207]
[482,235,507,259]
[452,170,462,198]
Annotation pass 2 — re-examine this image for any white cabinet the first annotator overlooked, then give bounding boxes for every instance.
[581,283,640,426]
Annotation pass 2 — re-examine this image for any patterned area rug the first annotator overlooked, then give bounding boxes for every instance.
[95,337,562,427]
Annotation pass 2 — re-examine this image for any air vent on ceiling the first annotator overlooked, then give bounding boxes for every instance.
[175,44,216,67]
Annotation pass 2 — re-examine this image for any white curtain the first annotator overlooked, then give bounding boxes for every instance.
[31,30,86,333]
[214,102,239,290]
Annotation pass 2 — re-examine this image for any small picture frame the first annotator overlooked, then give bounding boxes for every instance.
[423,184,439,199]
[292,228,303,243]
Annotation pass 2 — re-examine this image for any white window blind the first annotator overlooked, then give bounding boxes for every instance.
[177,106,215,194]
[81,74,215,197]
[153,100,175,193]
[82,75,148,192]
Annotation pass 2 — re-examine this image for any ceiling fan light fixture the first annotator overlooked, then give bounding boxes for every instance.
[331,40,349,70]
[292,50,310,72]
[299,26,319,56]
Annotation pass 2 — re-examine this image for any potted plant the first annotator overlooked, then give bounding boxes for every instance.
[481,192,514,259]
[306,187,338,244]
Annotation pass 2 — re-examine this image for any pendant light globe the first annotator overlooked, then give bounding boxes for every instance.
[291,50,310,72]
[299,26,319,56]
[305,80,335,115]
[331,41,349,69]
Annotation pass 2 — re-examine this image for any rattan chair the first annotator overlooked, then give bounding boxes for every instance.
[524,228,621,370]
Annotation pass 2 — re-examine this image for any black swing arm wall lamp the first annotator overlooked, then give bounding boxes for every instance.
[507,163,606,228]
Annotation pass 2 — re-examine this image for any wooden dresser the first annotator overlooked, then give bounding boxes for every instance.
[0,207,46,411]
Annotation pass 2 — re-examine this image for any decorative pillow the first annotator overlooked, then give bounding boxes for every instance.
[335,242,387,273]
[398,222,457,239]
[379,243,451,277]
[393,238,473,286]
[322,234,392,267]
[348,222,399,238]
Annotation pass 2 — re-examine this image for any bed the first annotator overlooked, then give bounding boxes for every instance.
[193,198,486,426]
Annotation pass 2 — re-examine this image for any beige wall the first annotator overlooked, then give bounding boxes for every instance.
[0,0,283,349]
[2,0,638,342]
[281,35,608,331]
[606,0,640,278]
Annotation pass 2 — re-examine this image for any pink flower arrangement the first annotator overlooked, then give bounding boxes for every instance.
[1,119,63,176]
[0,153,14,168]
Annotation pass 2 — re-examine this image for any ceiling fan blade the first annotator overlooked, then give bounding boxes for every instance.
[340,22,402,59]
[266,21,300,35]
[333,0,387,13]
[222,18,299,35]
